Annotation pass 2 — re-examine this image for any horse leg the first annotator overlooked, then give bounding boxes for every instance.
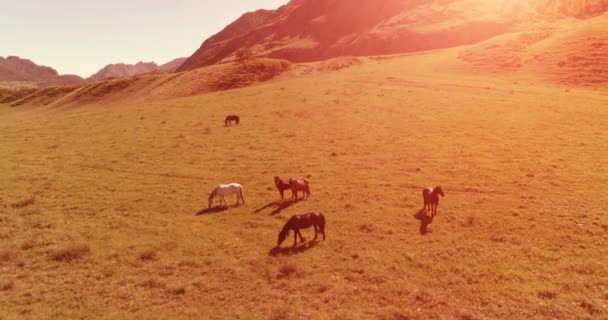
[280,190,283,200]
[297,230,304,242]
[313,226,318,241]
[293,229,298,246]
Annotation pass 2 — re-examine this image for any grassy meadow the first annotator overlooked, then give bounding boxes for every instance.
[1,51,607,319]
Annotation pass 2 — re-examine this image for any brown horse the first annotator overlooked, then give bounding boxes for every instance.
[422,186,445,217]
[277,211,326,246]
[289,178,310,200]
[225,115,240,126]
[274,176,292,199]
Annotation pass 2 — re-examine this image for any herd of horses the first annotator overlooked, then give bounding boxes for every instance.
[211,115,445,248]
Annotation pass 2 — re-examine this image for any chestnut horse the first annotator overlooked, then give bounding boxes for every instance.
[225,115,240,126]
[422,186,445,217]
[274,176,292,199]
[277,211,326,246]
[289,178,310,200]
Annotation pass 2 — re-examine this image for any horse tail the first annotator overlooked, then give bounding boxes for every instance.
[318,212,326,238]
[305,180,311,196]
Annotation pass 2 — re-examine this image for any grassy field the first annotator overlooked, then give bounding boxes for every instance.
[0,49,607,319]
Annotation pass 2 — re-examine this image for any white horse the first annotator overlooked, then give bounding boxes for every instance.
[208,183,245,208]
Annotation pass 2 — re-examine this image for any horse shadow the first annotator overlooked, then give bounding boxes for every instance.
[413,209,434,235]
[196,204,240,216]
[253,199,301,215]
[268,241,319,256]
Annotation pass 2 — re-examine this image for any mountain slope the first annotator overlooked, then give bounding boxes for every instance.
[178,0,608,72]
[159,57,187,71]
[457,12,608,86]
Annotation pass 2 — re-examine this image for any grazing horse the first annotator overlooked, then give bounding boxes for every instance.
[274,176,293,199]
[208,183,245,208]
[422,186,445,217]
[289,178,310,200]
[225,115,240,126]
[277,211,326,247]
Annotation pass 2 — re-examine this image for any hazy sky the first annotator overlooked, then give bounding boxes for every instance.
[0,0,288,77]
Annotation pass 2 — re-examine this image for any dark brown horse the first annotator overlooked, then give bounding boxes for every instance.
[274,176,292,199]
[277,211,326,246]
[422,186,445,217]
[225,115,240,126]
[289,178,310,200]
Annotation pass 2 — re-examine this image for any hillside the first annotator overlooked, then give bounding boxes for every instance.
[0,47,606,319]
[88,58,186,81]
[457,12,608,86]
[2,58,291,107]
[178,0,608,72]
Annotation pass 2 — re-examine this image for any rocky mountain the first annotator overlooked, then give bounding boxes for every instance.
[0,56,85,86]
[88,62,159,81]
[88,58,186,81]
[1,56,57,81]
[178,0,608,72]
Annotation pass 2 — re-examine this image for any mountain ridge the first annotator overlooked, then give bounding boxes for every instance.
[178,0,608,72]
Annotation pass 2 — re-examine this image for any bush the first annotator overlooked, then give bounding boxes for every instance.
[278,262,298,279]
[11,196,35,209]
[235,48,254,65]
[138,248,159,262]
[49,243,90,262]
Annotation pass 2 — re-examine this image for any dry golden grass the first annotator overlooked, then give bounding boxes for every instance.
[0,48,607,319]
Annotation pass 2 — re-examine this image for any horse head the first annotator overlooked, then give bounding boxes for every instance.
[277,229,288,246]
[435,186,445,197]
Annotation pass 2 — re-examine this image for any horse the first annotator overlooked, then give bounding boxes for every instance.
[277,211,326,247]
[274,176,292,199]
[225,115,240,126]
[422,186,445,217]
[208,183,245,208]
[289,178,310,200]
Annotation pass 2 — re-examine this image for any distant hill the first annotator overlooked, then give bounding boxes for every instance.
[88,58,186,81]
[178,0,608,72]
[159,57,187,71]
[0,56,84,86]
